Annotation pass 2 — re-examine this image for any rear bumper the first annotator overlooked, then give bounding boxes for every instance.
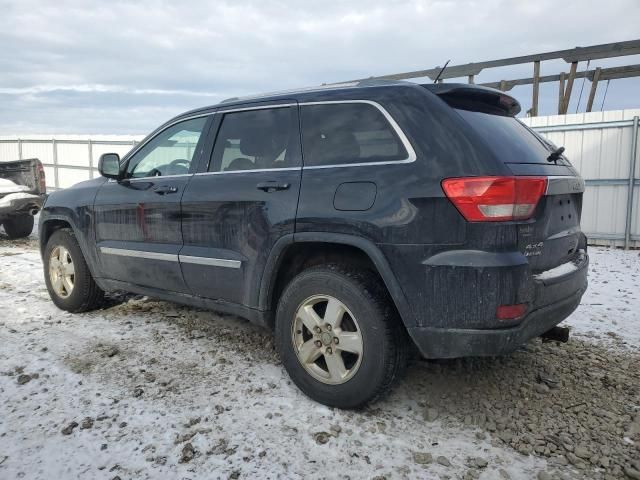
[0,193,43,217]
[406,251,589,358]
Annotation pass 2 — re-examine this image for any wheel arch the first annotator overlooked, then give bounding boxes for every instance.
[39,214,103,284]
[39,217,74,254]
[259,232,416,329]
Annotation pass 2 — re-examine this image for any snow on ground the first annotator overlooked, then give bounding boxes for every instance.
[566,247,640,349]
[0,233,638,480]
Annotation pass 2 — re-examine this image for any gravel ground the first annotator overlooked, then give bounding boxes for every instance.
[0,233,639,480]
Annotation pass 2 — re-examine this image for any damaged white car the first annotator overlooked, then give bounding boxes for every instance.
[0,159,47,238]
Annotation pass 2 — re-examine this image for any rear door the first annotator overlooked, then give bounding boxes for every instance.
[93,115,211,292]
[455,108,586,271]
[295,100,416,241]
[180,103,302,306]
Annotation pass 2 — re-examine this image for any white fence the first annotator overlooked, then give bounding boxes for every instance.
[0,135,142,189]
[523,109,640,248]
[1,108,639,248]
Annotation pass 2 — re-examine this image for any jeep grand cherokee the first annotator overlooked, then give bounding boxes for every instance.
[39,81,588,408]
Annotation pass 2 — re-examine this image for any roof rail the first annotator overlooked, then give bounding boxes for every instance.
[215,80,410,106]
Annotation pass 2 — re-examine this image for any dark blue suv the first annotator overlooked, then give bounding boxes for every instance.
[39,81,588,408]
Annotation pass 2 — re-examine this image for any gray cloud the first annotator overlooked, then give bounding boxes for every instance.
[1,0,639,134]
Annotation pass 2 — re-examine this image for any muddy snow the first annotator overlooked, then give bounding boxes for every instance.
[0,232,639,480]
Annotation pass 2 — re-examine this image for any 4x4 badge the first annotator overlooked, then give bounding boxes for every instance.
[524,242,544,257]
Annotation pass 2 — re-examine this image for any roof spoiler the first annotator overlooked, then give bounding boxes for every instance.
[422,83,521,116]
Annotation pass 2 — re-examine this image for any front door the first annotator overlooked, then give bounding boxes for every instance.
[93,115,211,293]
[180,103,302,307]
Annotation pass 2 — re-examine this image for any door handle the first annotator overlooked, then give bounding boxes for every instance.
[256,181,290,193]
[153,185,179,195]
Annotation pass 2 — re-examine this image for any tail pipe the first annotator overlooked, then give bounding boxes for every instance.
[540,326,570,343]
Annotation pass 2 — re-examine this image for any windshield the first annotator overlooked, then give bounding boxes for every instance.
[456,109,568,165]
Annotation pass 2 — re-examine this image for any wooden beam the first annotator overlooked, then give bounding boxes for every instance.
[345,39,640,82]
[558,72,566,114]
[479,64,640,90]
[531,61,541,117]
[561,62,578,114]
[586,67,602,113]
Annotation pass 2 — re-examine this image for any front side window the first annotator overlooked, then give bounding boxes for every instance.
[209,107,297,172]
[126,116,208,178]
[300,103,408,167]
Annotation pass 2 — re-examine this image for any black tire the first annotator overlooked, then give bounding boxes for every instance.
[275,264,408,409]
[3,215,34,239]
[43,228,104,312]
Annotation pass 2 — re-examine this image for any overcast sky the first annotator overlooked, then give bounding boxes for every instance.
[1,0,639,134]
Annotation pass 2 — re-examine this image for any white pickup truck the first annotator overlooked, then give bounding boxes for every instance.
[0,158,46,239]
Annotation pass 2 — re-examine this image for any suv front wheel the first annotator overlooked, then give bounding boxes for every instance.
[43,228,104,312]
[275,264,407,409]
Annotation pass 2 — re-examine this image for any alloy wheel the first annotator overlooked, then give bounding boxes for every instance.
[292,295,364,385]
[49,246,75,298]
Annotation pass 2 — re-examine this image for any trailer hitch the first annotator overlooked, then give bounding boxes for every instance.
[540,326,570,343]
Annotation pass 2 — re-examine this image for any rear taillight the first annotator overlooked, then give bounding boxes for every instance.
[441,176,547,222]
[496,303,527,320]
[37,161,46,193]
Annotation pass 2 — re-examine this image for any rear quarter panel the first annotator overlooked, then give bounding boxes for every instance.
[294,85,533,329]
[295,85,512,245]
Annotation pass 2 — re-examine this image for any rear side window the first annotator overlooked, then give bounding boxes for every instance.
[301,103,408,167]
[209,107,298,172]
[456,109,563,165]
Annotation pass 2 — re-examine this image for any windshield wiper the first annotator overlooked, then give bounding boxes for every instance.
[547,146,565,163]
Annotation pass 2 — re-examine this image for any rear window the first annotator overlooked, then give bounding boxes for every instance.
[301,103,408,167]
[456,109,563,165]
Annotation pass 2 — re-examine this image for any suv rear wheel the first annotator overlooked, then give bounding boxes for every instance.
[275,264,407,408]
[3,215,34,239]
[44,229,104,312]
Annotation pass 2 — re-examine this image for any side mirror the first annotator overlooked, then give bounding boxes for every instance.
[98,153,122,180]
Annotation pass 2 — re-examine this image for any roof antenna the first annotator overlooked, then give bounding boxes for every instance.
[433,60,451,84]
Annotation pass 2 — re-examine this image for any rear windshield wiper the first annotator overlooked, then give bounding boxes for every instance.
[547,146,565,163]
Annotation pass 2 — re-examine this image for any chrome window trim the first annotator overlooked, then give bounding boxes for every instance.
[195,167,301,176]
[179,255,241,269]
[123,100,416,178]
[128,173,193,182]
[303,158,413,169]
[125,104,295,166]
[215,103,296,114]
[299,100,417,169]
[107,173,193,182]
[100,247,178,262]
[200,100,416,175]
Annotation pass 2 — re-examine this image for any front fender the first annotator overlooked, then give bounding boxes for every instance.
[38,177,105,280]
[38,209,103,282]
